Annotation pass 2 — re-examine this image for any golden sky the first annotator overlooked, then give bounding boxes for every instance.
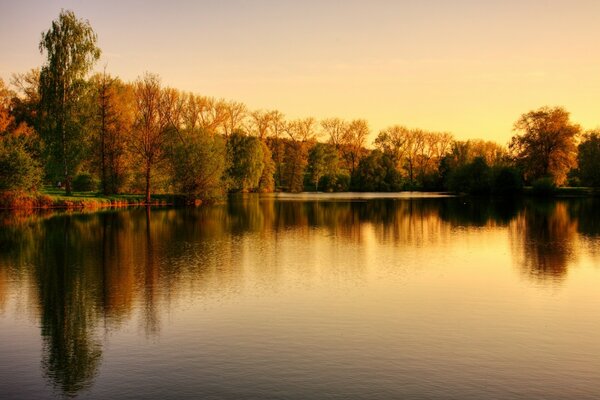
[1,0,600,144]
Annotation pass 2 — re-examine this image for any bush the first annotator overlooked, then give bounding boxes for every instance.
[72,173,98,192]
[532,177,556,196]
[0,138,42,192]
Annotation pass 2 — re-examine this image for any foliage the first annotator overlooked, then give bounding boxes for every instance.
[0,137,43,192]
[129,73,179,202]
[38,10,101,195]
[226,131,264,192]
[374,126,453,189]
[447,157,493,194]
[351,150,403,192]
[72,172,98,192]
[169,130,227,201]
[510,106,579,186]
[576,131,600,187]
[306,143,339,191]
[319,173,350,192]
[89,73,134,194]
[257,140,275,192]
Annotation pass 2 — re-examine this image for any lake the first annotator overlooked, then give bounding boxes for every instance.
[1,193,600,399]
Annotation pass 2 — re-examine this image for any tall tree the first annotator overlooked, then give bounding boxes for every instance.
[90,72,134,194]
[129,73,178,203]
[510,106,580,185]
[38,10,101,194]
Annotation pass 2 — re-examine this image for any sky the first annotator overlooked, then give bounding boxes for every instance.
[1,0,600,144]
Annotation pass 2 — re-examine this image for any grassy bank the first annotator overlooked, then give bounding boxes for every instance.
[0,187,192,210]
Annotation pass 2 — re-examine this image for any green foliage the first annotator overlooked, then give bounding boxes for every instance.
[72,172,98,192]
[226,132,264,192]
[258,140,275,192]
[0,137,43,192]
[351,150,403,192]
[38,10,101,195]
[319,173,350,192]
[577,131,600,187]
[306,143,339,191]
[532,177,557,196]
[170,131,228,201]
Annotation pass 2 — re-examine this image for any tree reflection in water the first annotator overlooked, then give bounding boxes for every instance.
[510,200,579,283]
[0,195,599,396]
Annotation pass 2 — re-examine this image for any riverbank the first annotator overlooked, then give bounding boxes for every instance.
[523,186,600,197]
[0,188,194,210]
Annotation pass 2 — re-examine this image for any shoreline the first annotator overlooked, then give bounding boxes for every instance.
[1,187,599,211]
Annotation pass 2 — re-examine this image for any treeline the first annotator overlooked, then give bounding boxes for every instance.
[1,10,600,202]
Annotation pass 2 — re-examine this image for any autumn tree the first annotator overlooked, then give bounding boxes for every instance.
[90,72,134,194]
[38,10,101,194]
[283,118,317,192]
[220,100,247,137]
[342,119,369,176]
[0,78,43,192]
[129,73,179,203]
[182,94,227,135]
[266,110,286,188]
[510,106,580,185]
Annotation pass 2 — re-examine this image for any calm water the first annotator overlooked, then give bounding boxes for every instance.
[1,194,600,399]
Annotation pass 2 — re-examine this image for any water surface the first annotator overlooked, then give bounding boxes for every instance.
[1,194,600,399]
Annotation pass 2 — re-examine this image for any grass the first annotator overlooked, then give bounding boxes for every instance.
[0,187,186,210]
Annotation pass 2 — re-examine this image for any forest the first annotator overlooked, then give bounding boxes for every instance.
[1,10,599,207]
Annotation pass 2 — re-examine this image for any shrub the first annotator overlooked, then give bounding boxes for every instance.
[72,172,98,192]
[0,138,42,192]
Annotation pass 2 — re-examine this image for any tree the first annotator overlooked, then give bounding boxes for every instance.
[169,130,227,201]
[38,10,101,194]
[90,72,134,194]
[220,100,247,137]
[577,130,600,187]
[283,118,317,192]
[257,140,275,192]
[0,79,43,192]
[306,142,339,191]
[351,150,402,192]
[226,131,264,192]
[510,106,580,185]
[129,73,178,203]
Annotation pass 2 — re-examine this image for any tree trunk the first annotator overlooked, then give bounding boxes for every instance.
[145,161,151,204]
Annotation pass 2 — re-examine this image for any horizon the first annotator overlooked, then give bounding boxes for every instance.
[2,0,600,144]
